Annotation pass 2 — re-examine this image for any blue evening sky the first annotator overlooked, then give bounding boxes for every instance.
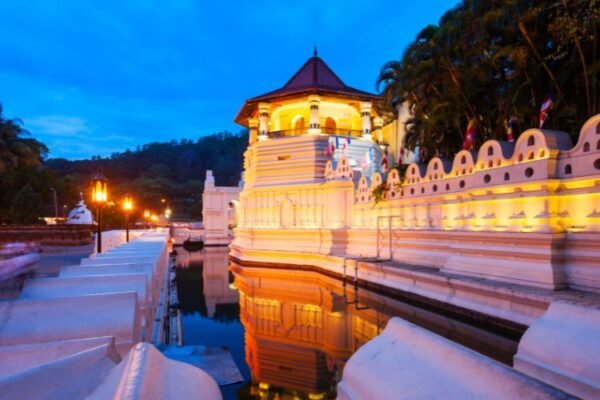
[0,1,457,159]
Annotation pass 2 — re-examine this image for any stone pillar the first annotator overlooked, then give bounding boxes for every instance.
[258,103,270,141]
[308,95,321,134]
[361,102,372,140]
[373,117,383,144]
[248,118,259,145]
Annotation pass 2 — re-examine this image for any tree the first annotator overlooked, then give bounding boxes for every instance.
[0,103,48,173]
[7,184,44,224]
[377,0,600,160]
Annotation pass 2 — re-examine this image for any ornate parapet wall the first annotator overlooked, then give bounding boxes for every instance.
[234,115,600,291]
[353,117,600,233]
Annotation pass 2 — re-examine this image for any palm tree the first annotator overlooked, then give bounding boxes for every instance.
[0,103,47,174]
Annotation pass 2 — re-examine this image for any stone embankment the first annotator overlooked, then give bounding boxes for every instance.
[0,224,94,246]
[0,231,221,400]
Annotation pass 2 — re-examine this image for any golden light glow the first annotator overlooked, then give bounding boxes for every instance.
[143,210,150,218]
[150,214,158,222]
[123,196,133,212]
[91,173,108,204]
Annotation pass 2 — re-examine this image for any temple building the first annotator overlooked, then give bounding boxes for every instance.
[231,52,600,398]
[235,50,390,186]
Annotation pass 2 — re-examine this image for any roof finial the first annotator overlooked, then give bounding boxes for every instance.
[313,45,318,57]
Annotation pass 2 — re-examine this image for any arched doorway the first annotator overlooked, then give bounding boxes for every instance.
[294,116,305,132]
[324,117,336,133]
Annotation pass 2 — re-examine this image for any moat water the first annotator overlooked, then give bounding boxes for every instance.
[175,247,521,400]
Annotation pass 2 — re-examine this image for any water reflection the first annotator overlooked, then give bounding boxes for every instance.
[231,262,519,399]
[174,247,249,400]
[175,248,519,399]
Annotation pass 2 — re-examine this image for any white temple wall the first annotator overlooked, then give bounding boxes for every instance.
[202,170,241,245]
[234,115,600,291]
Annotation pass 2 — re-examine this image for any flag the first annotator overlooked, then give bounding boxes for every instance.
[506,117,516,142]
[462,118,476,150]
[539,96,553,128]
[335,135,340,150]
[381,148,388,173]
[325,137,335,156]
[342,143,347,156]
[419,146,427,163]
[346,131,352,144]
[397,147,405,168]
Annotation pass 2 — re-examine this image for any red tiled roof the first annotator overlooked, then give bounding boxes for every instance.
[235,55,380,126]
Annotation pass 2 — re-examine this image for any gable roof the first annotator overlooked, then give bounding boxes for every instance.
[235,54,380,126]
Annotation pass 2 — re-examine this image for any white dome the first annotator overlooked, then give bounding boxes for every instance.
[66,200,93,224]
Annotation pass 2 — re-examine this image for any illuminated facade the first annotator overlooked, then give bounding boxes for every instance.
[231,53,600,295]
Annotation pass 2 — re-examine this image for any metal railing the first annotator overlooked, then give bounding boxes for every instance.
[266,128,363,139]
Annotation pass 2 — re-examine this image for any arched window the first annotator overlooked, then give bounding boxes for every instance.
[324,117,336,132]
[527,136,535,146]
[584,142,591,152]
[487,147,494,156]
[564,164,572,175]
[294,116,305,131]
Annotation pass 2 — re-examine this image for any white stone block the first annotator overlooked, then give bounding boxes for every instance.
[0,337,120,400]
[515,302,600,399]
[338,317,567,400]
[0,292,141,356]
[20,275,151,339]
[86,342,222,400]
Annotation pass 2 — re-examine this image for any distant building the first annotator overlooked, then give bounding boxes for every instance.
[66,198,93,225]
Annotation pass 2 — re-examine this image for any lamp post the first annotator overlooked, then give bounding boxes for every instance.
[123,195,133,242]
[91,169,108,253]
[49,187,58,220]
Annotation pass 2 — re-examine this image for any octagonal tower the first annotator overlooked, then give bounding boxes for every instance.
[236,51,384,188]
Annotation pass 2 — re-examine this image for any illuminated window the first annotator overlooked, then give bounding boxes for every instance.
[294,116,305,131]
[325,117,336,132]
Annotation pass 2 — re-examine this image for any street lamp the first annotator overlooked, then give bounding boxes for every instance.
[91,169,108,253]
[123,195,133,242]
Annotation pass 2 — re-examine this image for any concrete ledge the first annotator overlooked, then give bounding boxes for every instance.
[20,274,151,339]
[0,337,120,400]
[338,318,570,400]
[229,246,549,327]
[0,292,141,355]
[87,342,222,400]
[515,302,600,399]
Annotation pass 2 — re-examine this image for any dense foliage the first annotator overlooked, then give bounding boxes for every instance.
[377,0,600,158]
[47,131,248,223]
[0,104,74,223]
[1,97,248,224]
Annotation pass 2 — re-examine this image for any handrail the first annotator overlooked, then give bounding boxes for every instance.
[266,128,363,139]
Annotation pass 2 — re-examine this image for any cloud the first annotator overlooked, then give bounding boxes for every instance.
[26,115,95,138]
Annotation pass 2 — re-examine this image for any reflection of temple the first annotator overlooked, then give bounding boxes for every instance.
[232,263,518,398]
[202,247,238,318]
[176,248,238,318]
